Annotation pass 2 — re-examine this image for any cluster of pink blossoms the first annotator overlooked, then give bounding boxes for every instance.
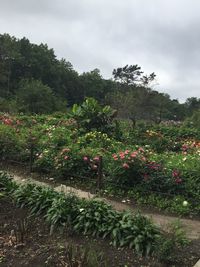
[172,169,182,184]
[83,155,100,170]
[112,147,146,169]
[0,116,21,126]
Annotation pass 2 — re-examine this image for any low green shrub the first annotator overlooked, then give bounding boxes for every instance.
[0,171,160,256]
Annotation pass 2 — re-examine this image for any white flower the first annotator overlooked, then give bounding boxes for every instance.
[183,201,188,206]
[79,208,84,212]
[121,200,126,203]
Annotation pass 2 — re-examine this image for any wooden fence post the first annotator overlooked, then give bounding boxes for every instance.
[97,156,103,190]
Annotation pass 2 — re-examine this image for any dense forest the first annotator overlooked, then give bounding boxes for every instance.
[0,33,200,121]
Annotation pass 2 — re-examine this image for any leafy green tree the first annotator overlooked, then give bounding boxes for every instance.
[187,109,200,128]
[71,98,116,133]
[0,33,20,97]
[79,69,106,101]
[112,64,156,87]
[113,64,143,85]
[16,79,59,114]
[185,97,200,116]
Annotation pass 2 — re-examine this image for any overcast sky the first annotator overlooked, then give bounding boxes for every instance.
[0,0,200,102]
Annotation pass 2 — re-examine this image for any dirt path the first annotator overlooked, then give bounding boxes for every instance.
[2,168,200,240]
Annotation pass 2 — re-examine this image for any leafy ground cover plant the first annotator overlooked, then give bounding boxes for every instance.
[0,171,161,256]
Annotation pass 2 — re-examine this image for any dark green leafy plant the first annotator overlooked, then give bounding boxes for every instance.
[1,172,161,256]
[45,193,80,228]
[64,244,107,267]
[154,220,189,263]
[0,171,18,193]
[71,98,116,133]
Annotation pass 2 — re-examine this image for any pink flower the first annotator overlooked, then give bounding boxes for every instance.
[123,163,129,169]
[172,170,180,178]
[64,156,69,160]
[93,156,100,162]
[175,178,182,184]
[83,156,89,161]
[124,150,130,155]
[120,155,125,159]
[4,118,12,125]
[131,152,137,158]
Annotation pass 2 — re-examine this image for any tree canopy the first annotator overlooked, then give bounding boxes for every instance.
[0,33,198,120]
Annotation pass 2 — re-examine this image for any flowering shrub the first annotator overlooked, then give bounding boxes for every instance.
[77,131,118,149]
[0,124,28,161]
[107,147,148,186]
[52,145,102,178]
[0,113,200,213]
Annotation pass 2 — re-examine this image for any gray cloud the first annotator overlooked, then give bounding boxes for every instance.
[0,0,200,102]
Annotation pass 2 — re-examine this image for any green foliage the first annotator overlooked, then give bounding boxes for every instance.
[155,220,189,263]
[64,244,107,267]
[73,200,159,256]
[0,172,160,256]
[1,113,200,215]
[71,98,116,133]
[0,124,27,160]
[0,171,18,193]
[45,193,80,227]
[187,109,200,128]
[0,97,18,113]
[16,79,60,114]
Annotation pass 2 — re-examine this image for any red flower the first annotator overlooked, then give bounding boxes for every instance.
[172,170,180,178]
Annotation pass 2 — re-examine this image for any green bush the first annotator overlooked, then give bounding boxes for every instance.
[0,172,160,256]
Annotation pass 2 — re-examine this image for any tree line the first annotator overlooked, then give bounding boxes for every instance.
[0,33,200,121]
